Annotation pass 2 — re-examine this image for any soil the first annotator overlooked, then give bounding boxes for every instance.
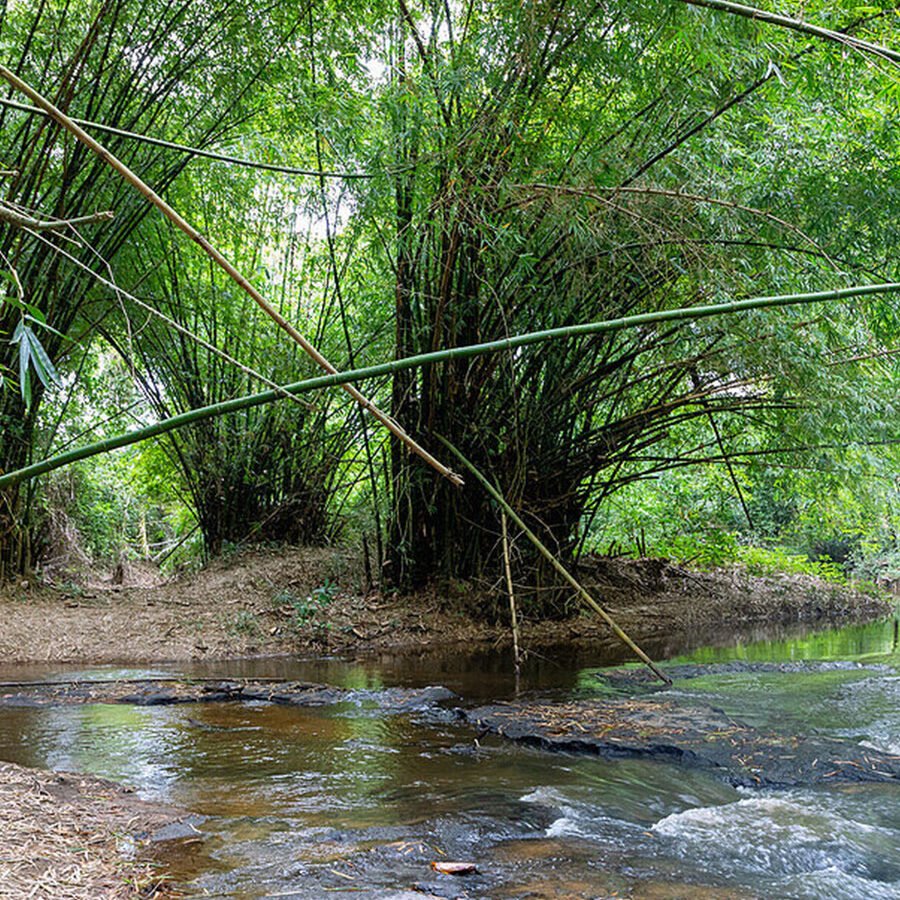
[0,546,890,665]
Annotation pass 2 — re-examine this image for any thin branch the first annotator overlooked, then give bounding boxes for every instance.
[439,435,670,684]
[0,201,113,231]
[676,0,900,65]
[0,98,377,180]
[28,227,315,411]
[586,184,835,269]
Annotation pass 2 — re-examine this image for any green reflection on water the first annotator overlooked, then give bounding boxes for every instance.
[577,615,900,692]
[675,616,900,666]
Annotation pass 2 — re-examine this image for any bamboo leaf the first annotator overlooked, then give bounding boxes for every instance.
[15,326,31,411]
[22,325,60,389]
[24,313,66,340]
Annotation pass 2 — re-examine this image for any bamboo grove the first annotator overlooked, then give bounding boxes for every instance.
[1,0,899,615]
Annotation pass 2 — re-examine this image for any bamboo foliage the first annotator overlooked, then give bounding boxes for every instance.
[0,0,306,576]
[1,0,898,595]
[2,280,895,492]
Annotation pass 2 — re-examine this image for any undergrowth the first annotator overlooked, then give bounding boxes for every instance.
[654,532,850,584]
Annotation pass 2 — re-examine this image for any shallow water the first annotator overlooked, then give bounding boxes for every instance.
[1,615,899,898]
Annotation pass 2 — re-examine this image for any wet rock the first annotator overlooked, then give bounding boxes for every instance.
[0,679,457,714]
[145,814,206,843]
[596,660,889,692]
[0,694,46,707]
[119,689,182,705]
[463,698,900,788]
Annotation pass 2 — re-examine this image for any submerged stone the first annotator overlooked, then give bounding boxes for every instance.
[462,697,900,788]
[596,660,890,693]
[0,679,457,713]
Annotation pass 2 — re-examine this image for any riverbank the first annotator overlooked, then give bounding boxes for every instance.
[0,761,190,898]
[0,546,891,664]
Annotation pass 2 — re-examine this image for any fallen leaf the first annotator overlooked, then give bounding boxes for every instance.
[431,861,477,875]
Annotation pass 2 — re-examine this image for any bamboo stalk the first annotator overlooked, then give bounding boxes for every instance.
[437,437,671,685]
[0,64,462,487]
[2,279,899,490]
[501,511,522,685]
[0,97,377,179]
[676,0,900,63]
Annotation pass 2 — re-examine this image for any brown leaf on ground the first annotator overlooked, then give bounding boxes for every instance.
[431,860,478,875]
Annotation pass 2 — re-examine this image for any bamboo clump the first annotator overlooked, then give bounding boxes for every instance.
[0,64,463,488]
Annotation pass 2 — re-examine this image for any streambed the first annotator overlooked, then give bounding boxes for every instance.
[0,617,899,898]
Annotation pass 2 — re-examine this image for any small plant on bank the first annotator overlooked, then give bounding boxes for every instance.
[652,532,850,585]
[225,609,261,637]
[735,546,848,584]
[271,580,338,632]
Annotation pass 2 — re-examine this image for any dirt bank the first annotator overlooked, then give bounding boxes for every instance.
[0,761,192,898]
[0,546,891,664]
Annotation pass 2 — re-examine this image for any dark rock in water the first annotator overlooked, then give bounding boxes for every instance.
[0,678,457,714]
[0,694,46,708]
[463,698,900,788]
[119,689,183,706]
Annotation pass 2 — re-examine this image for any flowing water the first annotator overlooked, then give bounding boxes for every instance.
[1,616,900,898]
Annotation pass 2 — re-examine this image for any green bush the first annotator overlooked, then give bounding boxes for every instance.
[734,545,848,584]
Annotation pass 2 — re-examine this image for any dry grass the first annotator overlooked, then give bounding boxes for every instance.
[0,763,180,898]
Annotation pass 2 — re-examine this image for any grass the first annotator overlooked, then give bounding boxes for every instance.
[224,609,261,637]
[270,580,338,632]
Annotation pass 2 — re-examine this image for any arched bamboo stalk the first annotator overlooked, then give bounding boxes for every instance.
[1,279,897,490]
[676,0,900,64]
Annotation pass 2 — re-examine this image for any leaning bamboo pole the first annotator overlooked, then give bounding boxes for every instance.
[0,65,462,487]
[2,280,896,490]
[437,437,671,685]
[675,0,900,64]
[501,511,522,684]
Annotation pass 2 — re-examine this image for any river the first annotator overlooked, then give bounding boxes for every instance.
[0,616,898,898]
